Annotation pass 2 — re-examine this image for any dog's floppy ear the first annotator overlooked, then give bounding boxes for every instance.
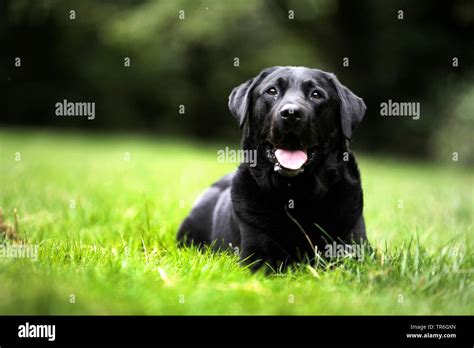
[228,66,279,129]
[329,75,366,141]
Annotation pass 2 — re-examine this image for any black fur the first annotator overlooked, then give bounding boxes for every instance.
[177,66,367,271]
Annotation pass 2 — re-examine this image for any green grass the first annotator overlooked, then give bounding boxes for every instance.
[0,128,472,315]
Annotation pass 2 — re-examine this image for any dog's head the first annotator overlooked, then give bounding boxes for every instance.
[229,66,366,177]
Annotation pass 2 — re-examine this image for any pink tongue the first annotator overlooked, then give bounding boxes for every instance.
[274,149,308,170]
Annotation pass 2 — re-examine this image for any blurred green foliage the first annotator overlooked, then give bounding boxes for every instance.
[2,0,474,162]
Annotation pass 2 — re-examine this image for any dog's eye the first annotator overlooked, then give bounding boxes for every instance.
[311,91,321,99]
[266,87,278,96]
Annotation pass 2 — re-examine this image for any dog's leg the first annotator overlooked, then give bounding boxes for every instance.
[239,229,290,272]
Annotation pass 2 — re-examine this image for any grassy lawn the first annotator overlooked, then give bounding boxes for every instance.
[0,128,472,315]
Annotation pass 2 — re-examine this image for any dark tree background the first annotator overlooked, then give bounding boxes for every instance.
[2,0,473,162]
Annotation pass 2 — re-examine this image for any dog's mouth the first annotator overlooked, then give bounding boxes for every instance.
[264,135,317,177]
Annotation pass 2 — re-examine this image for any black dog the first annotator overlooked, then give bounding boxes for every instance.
[177,66,367,271]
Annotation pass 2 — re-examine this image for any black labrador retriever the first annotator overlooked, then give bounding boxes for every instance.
[177,66,367,271]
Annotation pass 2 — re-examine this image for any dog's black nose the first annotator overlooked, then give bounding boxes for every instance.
[280,104,302,121]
